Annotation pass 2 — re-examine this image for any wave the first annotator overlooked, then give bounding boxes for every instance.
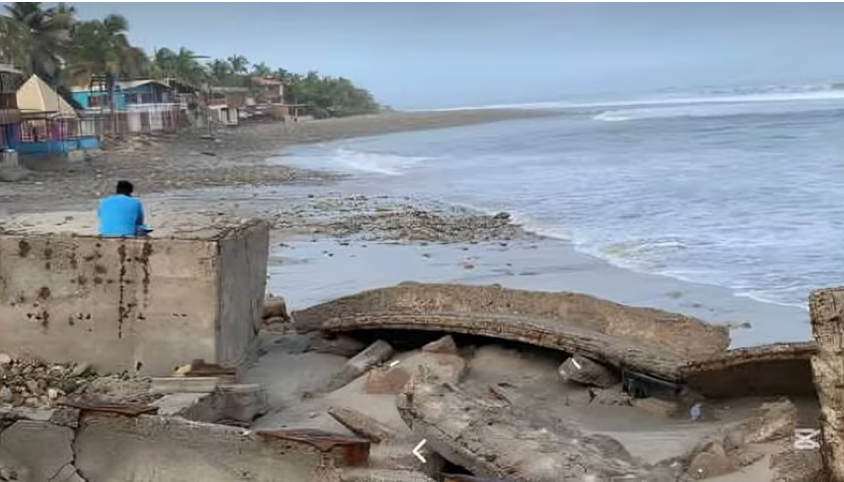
[414,84,844,114]
[330,148,430,176]
[593,93,844,122]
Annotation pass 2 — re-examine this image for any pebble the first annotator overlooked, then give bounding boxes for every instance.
[0,353,11,365]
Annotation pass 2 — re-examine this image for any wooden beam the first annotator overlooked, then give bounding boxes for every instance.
[810,287,844,482]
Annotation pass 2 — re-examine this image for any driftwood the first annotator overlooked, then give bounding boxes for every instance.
[328,406,397,444]
[810,288,844,482]
[294,283,730,360]
[680,342,818,398]
[395,379,675,481]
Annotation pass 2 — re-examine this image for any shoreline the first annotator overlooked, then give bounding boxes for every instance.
[0,109,558,216]
[0,109,812,348]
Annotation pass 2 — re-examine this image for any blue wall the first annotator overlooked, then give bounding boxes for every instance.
[71,90,127,110]
[12,136,100,155]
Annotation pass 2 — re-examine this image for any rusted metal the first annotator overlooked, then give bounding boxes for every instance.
[61,399,159,417]
[259,429,370,467]
[184,359,237,378]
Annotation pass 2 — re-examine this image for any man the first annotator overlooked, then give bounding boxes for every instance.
[97,180,148,237]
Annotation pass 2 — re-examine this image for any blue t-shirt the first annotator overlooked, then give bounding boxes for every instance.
[98,194,144,237]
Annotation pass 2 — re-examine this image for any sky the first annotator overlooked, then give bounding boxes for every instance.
[64,3,844,109]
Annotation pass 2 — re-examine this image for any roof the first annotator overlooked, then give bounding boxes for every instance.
[252,77,281,87]
[116,79,170,91]
[16,75,77,118]
[0,64,23,75]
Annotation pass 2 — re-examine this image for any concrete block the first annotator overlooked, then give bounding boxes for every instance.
[152,393,214,418]
[0,220,269,376]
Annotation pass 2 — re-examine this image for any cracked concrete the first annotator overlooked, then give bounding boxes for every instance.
[0,420,81,482]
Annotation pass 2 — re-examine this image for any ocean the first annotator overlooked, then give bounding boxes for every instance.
[280,87,844,310]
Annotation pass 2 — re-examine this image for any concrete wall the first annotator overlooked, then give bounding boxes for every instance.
[0,220,269,375]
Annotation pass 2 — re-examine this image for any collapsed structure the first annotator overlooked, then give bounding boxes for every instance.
[0,223,837,481]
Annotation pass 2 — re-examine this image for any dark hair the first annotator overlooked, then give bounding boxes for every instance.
[116,180,134,196]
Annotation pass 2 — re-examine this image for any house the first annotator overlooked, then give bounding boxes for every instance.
[207,86,250,126]
[70,78,185,135]
[251,77,284,104]
[0,64,23,151]
[14,74,99,156]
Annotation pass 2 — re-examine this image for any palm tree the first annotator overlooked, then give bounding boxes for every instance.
[2,2,75,84]
[251,61,271,78]
[207,59,230,86]
[65,14,148,86]
[227,54,249,75]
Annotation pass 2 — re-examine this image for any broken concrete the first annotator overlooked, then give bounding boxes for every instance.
[558,354,620,388]
[321,340,395,394]
[395,378,671,481]
[0,220,269,376]
[294,283,730,382]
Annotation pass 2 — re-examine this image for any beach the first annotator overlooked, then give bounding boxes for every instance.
[1,106,816,349]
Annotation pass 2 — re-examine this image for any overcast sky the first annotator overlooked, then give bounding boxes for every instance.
[68,2,844,109]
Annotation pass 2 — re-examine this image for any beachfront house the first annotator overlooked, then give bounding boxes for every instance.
[70,78,184,135]
[208,86,250,126]
[14,74,100,157]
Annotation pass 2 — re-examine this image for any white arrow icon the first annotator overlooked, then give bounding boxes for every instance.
[412,439,427,463]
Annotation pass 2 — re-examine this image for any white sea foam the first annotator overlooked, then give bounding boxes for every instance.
[330,148,429,176]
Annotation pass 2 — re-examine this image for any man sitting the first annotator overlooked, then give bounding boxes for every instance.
[98,180,149,237]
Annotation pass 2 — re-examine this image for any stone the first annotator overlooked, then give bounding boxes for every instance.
[559,354,620,388]
[69,362,91,377]
[404,352,466,385]
[219,384,268,423]
[421,335,458,355]
[686,441,736,479]
[587,386,632,406]
[0,354,11,365]
[264,296,289,321]
[322,340,395,393]
[770,449,825,482]
[49,407,80,428]
[365,366,411,395]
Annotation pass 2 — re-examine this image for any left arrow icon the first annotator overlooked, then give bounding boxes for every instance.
[412,439,427,463]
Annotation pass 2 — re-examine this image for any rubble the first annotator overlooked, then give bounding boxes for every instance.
[395,378,671,481]
[320,340,395,394]
[558,354,620,388]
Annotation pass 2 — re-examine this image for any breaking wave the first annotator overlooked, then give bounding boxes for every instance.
[330,148,430,176]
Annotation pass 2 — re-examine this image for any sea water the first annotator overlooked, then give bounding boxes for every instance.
[280,87,844,310]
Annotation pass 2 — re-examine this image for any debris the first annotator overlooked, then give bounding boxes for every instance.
[263,296,290,321]
[770,449,826,482]
[558,354,620,388]
[150,376,220,395]
[322,340,395,393]
[328,406,398,444]
[422,335,458,355]
[366,365,411,395]
[395,379,665,481]
[689,402,703,421]
[631,397,681,418]
[294,283,731,382]
[308,334,367,357]
[685,441,737,479]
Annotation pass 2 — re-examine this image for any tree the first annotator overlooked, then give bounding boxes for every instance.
[251,61,272,78]
[65,14,149,86]
[227,54,249,75]
[207,59,230,86]
[151,47,206,86]
[2,2,75,84]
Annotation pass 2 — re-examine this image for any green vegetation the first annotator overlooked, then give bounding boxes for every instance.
[0,2,380,117]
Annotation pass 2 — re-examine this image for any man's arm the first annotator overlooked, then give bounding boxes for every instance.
[136,201,145,227]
